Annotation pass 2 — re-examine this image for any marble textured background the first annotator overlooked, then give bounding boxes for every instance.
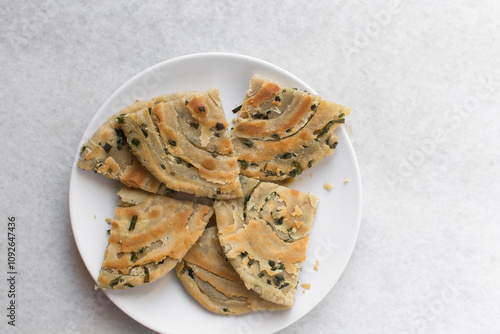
[1,0,499,333]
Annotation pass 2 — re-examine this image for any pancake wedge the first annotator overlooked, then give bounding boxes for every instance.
[214,177,319,306]
[176,226,289,315]
[78,93,188,195]
[120,88,242,199]
[98,187,213,289]
[232,75,350,181]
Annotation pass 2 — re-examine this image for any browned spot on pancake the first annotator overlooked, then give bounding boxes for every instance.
[218,137,233,155]
[148,206,162,220]
[234,120,266,135]
[153,103,166,122]
[201,157,217,170]
[187,96,208,118]
[243,82,280,108]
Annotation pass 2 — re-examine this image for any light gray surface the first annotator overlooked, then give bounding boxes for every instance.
[1,1,499,333]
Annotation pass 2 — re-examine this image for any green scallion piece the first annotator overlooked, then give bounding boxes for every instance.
[129,215,138,231]
[232,105,242,113]
[116,114,126,124]
[130,252,138,262]
[103,143,112,153]
[238,160,249,170]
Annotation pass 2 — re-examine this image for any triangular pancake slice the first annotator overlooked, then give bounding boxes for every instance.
[120,88,242,199]
[176,226,289,315]
[78,93,187,195]
[232,75,350,181]
[214,177,319,306]
[98,187,213,289]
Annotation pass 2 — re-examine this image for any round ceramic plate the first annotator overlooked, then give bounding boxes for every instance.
[69,53,362,334]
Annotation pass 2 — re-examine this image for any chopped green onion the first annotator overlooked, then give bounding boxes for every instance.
[130,252,138,262]
[242,140,253,148]
[129,215,138,231]
[116,114,126,124]
[232,105,242,113]
[103,143,112,154]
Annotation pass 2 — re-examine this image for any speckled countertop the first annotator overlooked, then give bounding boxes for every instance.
[1,1,499,333]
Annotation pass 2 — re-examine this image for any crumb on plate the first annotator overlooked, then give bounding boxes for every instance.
[323,182,333,191]
[301,283,311,290]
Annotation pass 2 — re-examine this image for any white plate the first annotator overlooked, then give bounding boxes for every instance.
[69,53,362,334]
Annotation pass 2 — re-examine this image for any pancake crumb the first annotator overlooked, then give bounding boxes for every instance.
[344,178,349,183]
[314,260,319,271]
[292,205,303,217]
[323,182,333,191]
[105,217,112,224]
[301,283,311,290]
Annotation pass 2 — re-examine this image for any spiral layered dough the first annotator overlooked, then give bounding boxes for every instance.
[215,177,319,306]
[232,75,350,181]
[120,88,242,199]
[78,92,202,195]
[176,226,289,315]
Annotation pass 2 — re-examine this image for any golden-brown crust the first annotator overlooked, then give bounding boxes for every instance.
[234,94,314,138]
[78,97,175,194]
[243,81,281,108]
[176,226,289,315]
[214,177,319,306]
[231,75,350,181]
[97,187,213,289]
[120,89,242,199]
